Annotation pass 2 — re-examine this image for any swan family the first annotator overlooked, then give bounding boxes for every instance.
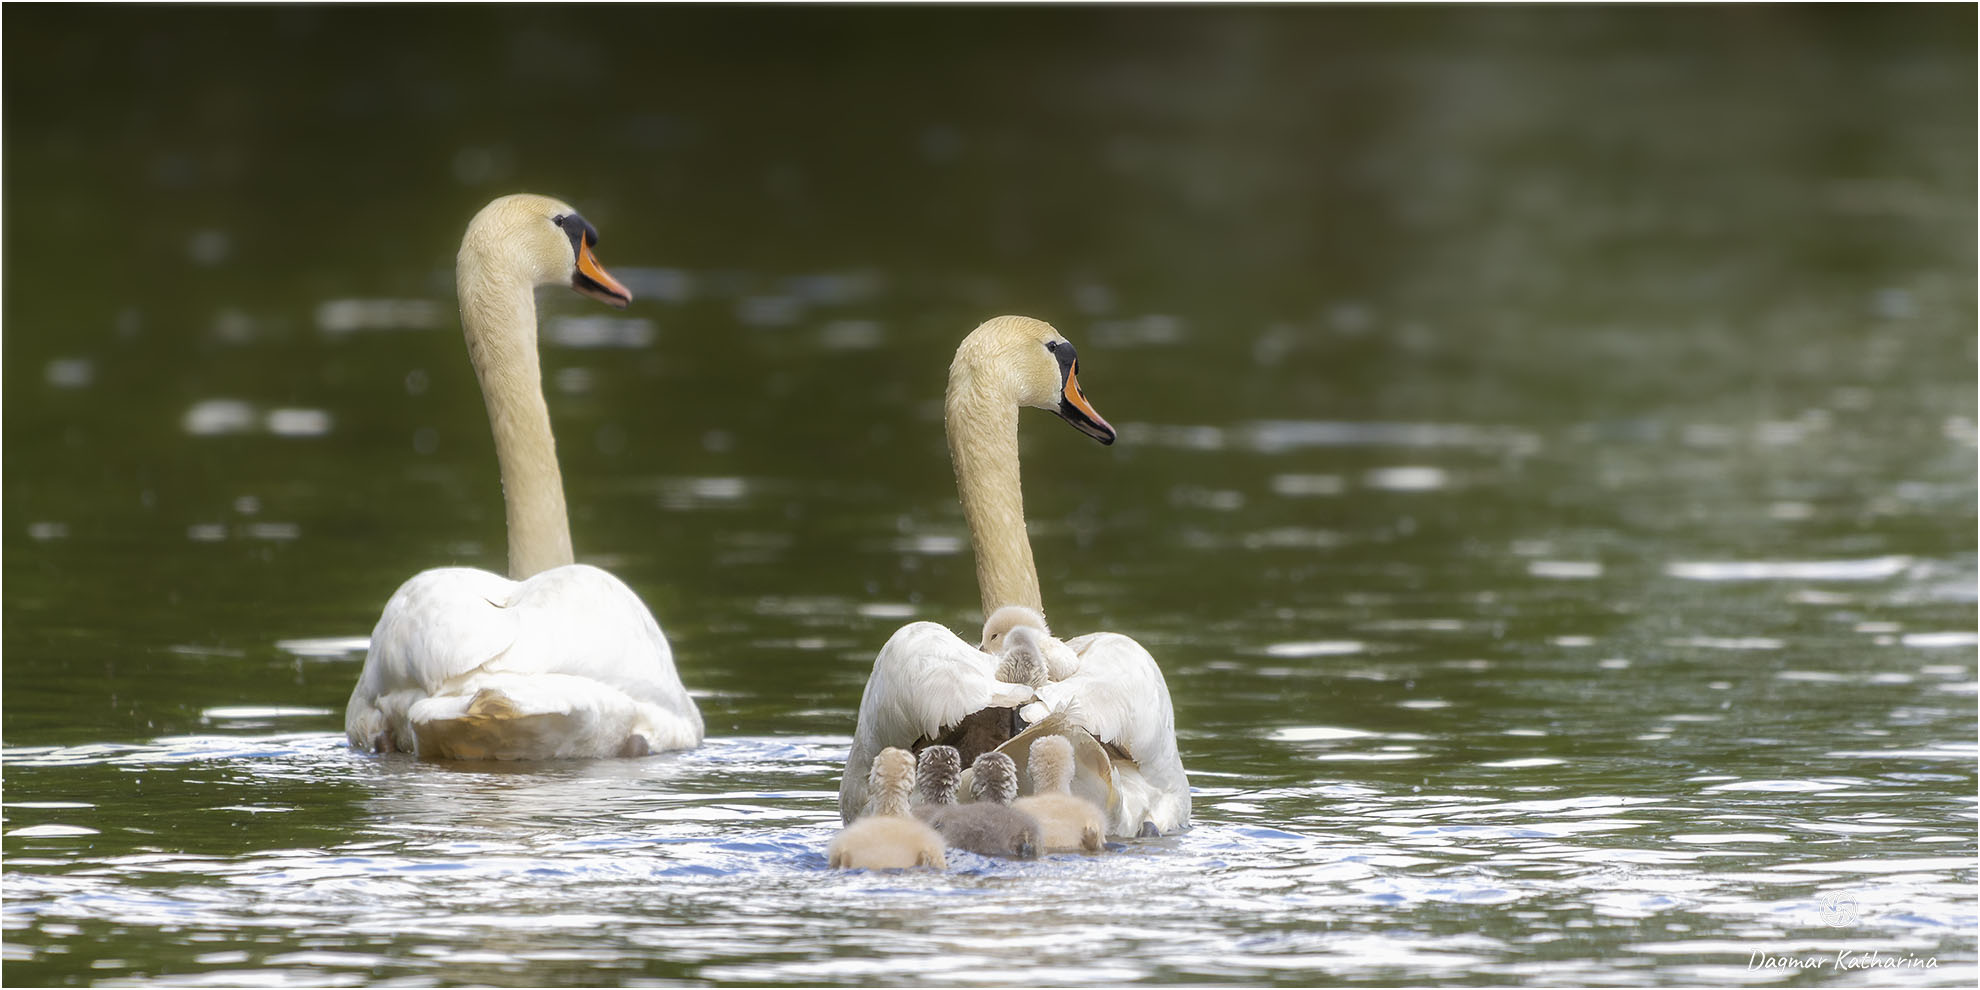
[342,193,1190,864]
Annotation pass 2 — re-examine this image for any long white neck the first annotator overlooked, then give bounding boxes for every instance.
[457,259,573,580]
[946,362,1043,618]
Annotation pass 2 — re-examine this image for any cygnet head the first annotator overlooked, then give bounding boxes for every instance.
[915,745,962,806]
[949,316,1114,445]
[460,193,631,308]
[994,627,1050,689]
[970,751,1020,806]
[981,605,1050,653]
[868,747,917,815]
[1027,735,1076,794]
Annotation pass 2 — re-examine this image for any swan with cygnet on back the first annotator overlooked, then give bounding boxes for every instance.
[839,316,1190,838]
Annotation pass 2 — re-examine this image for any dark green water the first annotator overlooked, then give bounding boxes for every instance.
[4,6,1974,986]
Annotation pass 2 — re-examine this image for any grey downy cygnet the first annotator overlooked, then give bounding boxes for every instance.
[912,745,963,820]
[924,751,1041,859]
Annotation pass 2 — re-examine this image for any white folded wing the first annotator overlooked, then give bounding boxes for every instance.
[1030,631,1192,836]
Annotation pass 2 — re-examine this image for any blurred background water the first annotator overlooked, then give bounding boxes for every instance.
[3,5,1975,986]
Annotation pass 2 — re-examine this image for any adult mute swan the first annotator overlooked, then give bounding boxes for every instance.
[838,316,1190,837]
[344,194,703,760]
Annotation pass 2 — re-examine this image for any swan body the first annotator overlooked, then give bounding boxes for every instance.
[924,751,1041,859]
[348,565,701,758]
[345,194,702,760]
[1012,736,1106,854]
[829,747,947,870]
[840,316,1190,837]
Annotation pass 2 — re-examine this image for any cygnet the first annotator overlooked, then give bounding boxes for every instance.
[1011,735,1105,853]
[980,605,1080,681]
[924,751,1042,859]
[911,745,962,820]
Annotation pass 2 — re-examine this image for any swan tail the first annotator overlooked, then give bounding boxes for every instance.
[1108,764,1191,838]
[406,675,688,760]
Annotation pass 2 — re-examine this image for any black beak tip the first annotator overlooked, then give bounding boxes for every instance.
[574,276,631,309]
[1059,401,1117,446]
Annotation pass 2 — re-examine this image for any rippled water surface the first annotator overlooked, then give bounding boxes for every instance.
[5,6,1976,986]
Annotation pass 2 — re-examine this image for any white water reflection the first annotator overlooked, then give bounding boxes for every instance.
[43,358,93,388]
[315,299,448,334]
[819,319,883,350]
[1261,640,1364,658]
[181,400,334,438]
[182,399,258,436]
[1666,556,1913,582]
[1365,466,1450,492]
[655,476,750,509]
[1243,420,1542,454]
[1901,632,1979,649]
[1270,473,1346,496]
[546,316,655,349]
[264,409,332,437]
[1530,560,1603,579]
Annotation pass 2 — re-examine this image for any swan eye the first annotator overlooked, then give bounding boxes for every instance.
[551,213,601,255]
[1045,340,1060,352]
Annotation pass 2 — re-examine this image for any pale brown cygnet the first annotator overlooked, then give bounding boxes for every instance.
[829,747,946,870]
[982,606,1080,682]
[981,605,1050,653]
[924,751,1041,859]
[1012,735,1105,853]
